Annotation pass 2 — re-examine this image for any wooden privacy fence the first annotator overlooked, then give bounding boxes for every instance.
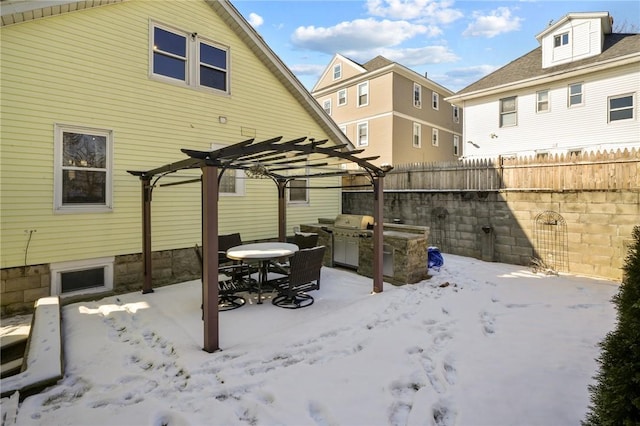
[344,148,640,191]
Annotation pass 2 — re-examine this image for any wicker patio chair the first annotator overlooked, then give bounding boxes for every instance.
[218,233,243,265]
[268,232,319,276]
[194,244,252,312]
[293,232,319,249]
[271,245,326,309]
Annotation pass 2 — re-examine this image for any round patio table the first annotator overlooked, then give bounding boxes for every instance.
[226,242,298,304]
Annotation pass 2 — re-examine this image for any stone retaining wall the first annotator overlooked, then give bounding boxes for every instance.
[343,189,639,282]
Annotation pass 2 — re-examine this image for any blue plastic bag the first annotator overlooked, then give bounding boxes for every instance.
[428,246,444,270]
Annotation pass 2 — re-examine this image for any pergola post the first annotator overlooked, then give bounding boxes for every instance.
[141,177,154,294]
[202,165,220,353]
[372,174,384,293]
[277,179,287,242]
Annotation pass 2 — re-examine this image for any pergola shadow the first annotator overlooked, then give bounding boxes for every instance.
[128,136,391,352]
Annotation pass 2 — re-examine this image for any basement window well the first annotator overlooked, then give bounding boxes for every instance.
[50,257,114,297]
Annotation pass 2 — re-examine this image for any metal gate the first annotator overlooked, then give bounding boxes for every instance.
[533,211,568,273]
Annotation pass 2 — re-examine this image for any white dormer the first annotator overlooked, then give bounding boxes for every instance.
[536,12,613,69]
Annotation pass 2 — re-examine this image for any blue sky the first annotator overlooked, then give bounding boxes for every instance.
[232,0,640,92]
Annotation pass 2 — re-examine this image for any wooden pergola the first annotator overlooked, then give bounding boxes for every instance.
[128,136,390,352]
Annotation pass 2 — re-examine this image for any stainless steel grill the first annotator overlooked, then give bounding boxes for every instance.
[332,214,373,268]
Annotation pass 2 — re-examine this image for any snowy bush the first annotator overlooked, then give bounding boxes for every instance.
[584,225,640,425]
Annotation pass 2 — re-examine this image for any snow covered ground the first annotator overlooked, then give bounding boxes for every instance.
[3,254,618,426]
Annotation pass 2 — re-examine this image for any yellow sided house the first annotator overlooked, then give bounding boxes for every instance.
[0,0,357,315]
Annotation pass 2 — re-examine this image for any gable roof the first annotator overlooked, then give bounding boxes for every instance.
[1,0,355,150]
[535,11,612,41]
[310,53,366,93]
[448,32,640,102]
[312,54,454,96]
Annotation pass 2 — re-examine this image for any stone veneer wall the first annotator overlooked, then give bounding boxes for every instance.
[1,247,201,317]
[343,189,639,282]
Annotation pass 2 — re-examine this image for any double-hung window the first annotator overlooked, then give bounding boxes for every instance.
[338,89,347,106]
[499,96,517,127]
[432,128,439,146]
[333,63,342,80]
[357,82,369,107]
[357,122,369,146]
[453,105,460,123]
[54,124,113,213]
[151,23,229,94]
[413,83,422,108]
[432,92,439,110]
[288,179,308,204]
[608,94,634,122]
[453,135,460,156]
[568,83,583,107]
[537,90,549,113]
[323,99,332,115]
[412,123,421,148]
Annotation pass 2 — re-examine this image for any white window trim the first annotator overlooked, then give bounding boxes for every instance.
[211,143,245,196]
[357,121,369,146]
[333,63,342,80]
[150,21,230,95]
[357,81,369,107]
[413,83,422,108]
[50,256,114,298]
[453,135,460,156]
[339,124,347,135]
[150,22,190,87]
[337,89,347,106]
[536,90,550,113]
[412,122,421,148]
[608,93,635,123]
[323,98,332,115]
[499,96,518,127]
[432,128,439,146]
[287,178,309,205]
[453,105,460,123]
[432,91,439,110]
[568,83,584,107]
[554,32,569,47]
[54,124,113,214]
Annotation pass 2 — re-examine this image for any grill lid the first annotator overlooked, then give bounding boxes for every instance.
[334,214,374,230]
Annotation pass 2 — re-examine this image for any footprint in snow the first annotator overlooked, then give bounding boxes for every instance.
[480,311,496,336]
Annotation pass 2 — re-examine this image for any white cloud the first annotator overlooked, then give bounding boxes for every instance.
[462,7,523,38]
[343,45,459,66]
[288,63,326,76]
[291,18,433,53]
[248,12,264,28]
[439,64,500,91]
[366,0,463,24]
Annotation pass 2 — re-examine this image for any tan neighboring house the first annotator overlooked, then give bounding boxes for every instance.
[311,54,463,167]
[0,0,351,315]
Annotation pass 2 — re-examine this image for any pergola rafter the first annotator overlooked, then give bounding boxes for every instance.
[128,136,390,353]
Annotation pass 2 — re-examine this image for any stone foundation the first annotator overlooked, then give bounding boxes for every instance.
[1,247,201,317]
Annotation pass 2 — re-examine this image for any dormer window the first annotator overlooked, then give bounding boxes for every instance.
[554,32,569,47]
